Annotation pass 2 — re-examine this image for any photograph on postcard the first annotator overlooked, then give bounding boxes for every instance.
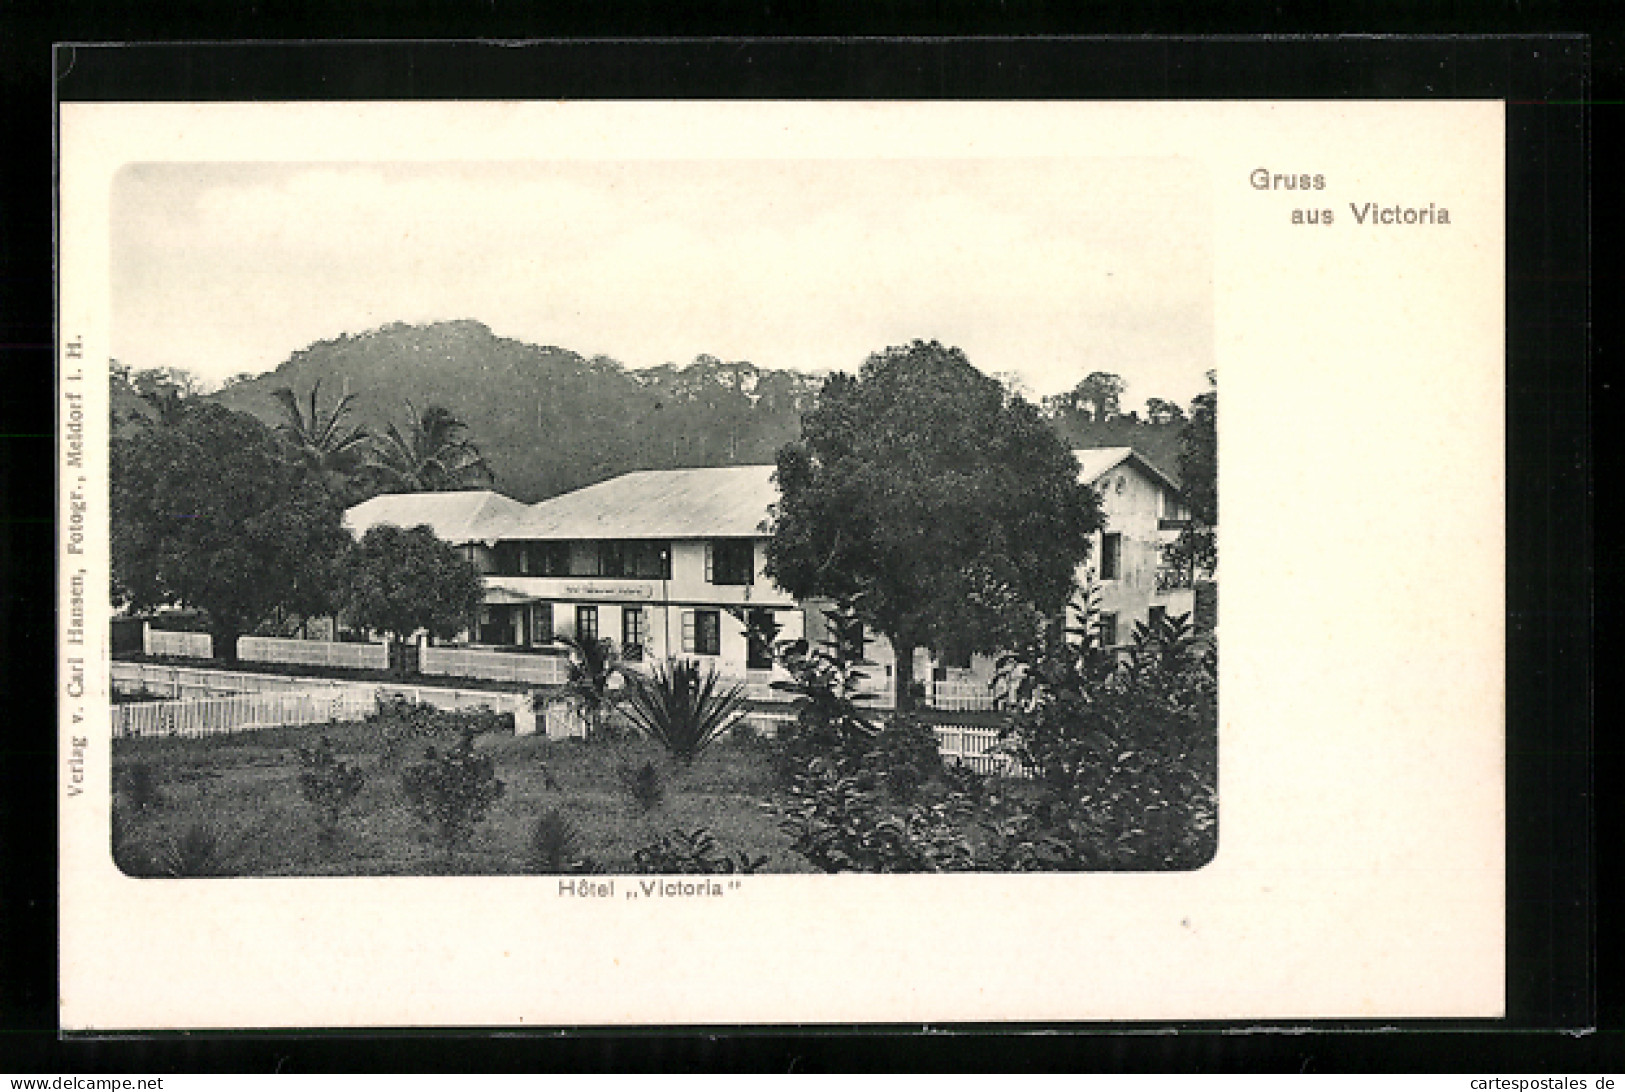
[103,157,1216,879]
[60,101,1503,1026]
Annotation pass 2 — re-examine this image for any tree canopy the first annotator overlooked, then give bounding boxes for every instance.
[366,401,496,493]
[766,340,1104,708]
[111,401,352,661]
[1175,374,1218,572]
[271,379,371,479]
[339,523,485,645]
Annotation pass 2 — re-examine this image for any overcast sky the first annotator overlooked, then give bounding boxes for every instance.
[112,158,1213,406]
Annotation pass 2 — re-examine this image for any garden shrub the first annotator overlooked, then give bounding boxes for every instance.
[616,757,665,813]
[619,659,748,765]
[936,758,992,808]
[368,696,511,766]
[400,727,506,851]
[528,807,595,874]
[111,803,155,876]
[157,820,233,878]
[990,605,1218,870]
[777,757,977,873]
[295,735,366,845]
[767,618,880,786]
[116,760,164,812]
[862,717,943,803]
[631,827,768,875]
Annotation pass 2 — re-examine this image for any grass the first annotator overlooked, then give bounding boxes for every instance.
[110,719,819,876]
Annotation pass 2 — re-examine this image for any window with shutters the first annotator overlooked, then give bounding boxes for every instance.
[683,609,722,656]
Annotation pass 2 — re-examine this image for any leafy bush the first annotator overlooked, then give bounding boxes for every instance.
[632,827,768,875]
[864,717,943,803]
[528,807,595,874]
[111,803,154,876]
[616,757,665,813]
[990,599,1218,870]
[620,659,747,765]
[158,820,233,878]
[367,696,511,766]
[116,760,164,812]
[767,612,881,785]
[936,757,992,808]
[777,758,977,873]
[295,735,366,844]
[400,727,506,851]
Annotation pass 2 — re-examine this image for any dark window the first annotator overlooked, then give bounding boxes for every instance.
[531,602,554,645]
[540,542,569,576]
[1098,613,1118,648]
[1100,533,1122,580]
[683,609,722,656]
[706,539,755,585]
[1148,606,1168,631]
[746,609,778,669]
[622,607,646,662]
[836,617,865,663]
[575,605,598,644]
[591,540,670,578]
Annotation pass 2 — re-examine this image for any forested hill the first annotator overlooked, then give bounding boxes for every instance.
[201,319,1192,501]
[208,320,825,503]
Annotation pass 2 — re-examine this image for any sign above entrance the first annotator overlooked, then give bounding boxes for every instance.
[556,582,657,601]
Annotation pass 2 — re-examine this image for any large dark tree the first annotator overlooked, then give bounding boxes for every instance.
[767,340,1105,709]
[1175,372,1218,573]
[339,524,485,651]
[111,402,352,662]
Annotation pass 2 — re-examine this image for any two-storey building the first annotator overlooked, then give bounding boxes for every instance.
[466,466,803,676]
[341,446,1206,683]
[1072,447,1199,647]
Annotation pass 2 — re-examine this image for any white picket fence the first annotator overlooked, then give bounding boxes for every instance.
[419,646,570,686]
[238,636,390,671]
[112,689,380,740]
[927,721,1022,776]
[143,629,213,659]
[927,677,999,711]
[113,661,357,700]
[533,695,1015,773]
[112,663,536,737]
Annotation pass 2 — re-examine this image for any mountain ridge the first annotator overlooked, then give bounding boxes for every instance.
[190,319,1188,502]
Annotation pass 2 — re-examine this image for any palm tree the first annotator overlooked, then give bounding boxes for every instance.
[537,632,623,740]
[270,380,371,478]
[366,401,495,492]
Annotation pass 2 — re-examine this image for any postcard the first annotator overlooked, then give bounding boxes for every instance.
[59,99,1504,1027]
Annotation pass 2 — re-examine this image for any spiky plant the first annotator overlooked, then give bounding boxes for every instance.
[620,659,748,765]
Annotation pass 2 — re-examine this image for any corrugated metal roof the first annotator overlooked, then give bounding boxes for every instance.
[493,465,779,541]
[343,490,530,544]
[1073,446,1182,493]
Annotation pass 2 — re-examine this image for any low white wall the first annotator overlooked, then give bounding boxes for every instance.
[143,629,213,659]
[239,636,390,671]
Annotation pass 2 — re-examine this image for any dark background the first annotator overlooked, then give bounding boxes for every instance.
[1,23,1603,1074]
